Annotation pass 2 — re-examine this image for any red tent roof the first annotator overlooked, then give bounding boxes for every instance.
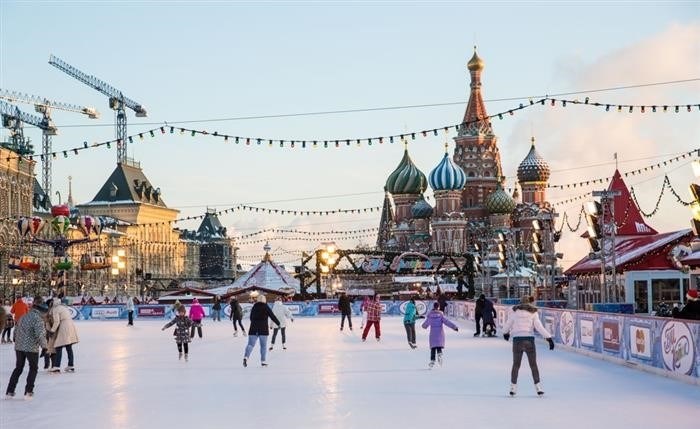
[566,229,691,275]
[608,170,657,236]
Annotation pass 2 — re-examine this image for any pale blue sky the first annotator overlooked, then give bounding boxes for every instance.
[1,1,699,265]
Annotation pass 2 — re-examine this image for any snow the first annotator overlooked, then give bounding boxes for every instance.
[1,318,698,429]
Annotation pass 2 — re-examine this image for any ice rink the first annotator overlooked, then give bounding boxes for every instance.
[1,317,698,429]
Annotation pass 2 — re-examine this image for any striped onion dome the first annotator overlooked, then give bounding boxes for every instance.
[411,195,433,219]
[385,149,427,195]
[429,151,466,191]
[517,137,550,183]
[485,182,516,214]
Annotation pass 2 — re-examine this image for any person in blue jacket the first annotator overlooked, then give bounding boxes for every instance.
[403,298,418,349]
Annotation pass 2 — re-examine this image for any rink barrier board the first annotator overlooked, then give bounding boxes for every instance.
[445,301,700,384]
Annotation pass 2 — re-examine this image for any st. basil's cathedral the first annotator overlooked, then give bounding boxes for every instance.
[377,49,558,283]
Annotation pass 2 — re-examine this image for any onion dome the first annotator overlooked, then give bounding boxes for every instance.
[385,149,427,195]
[467,46,484,72]
[485,182,516,214]
[411,195,434,219]
[517,137,550,183]
[429,148,466,191]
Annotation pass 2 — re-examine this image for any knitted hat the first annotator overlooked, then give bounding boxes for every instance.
[257,295,267,303]
[687,289,699,301]
[192,298,199,304]
[34,303,49,313]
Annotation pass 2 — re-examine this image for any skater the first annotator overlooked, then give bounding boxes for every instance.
[502,295,555,396]
[229,297,245,336]
[360,295,370,329]
[189,298,205,339]
[211,296,222,322]
[5,296,48,400]
[404,298,418,349]
[338,291,352,331]
[2,299,13,343]
[269,298,293,351]
[161,305,193,361]
[243,295,280,367]
[40,302,55,371]
[171,299,182,314]
[421,302,458,368]
[475,294,497,337]
[48,298,80,373]
[361,294,382,342]
[125,295,135,326]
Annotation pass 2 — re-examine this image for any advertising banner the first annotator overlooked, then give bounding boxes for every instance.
[67,305,81,320]
[90,307,122,319]
[660,320,696,376]
[318,303,340,314]
[602,320,621,353]
[137,305,166,318]
[629,324,652,360]
[580,318,595,348]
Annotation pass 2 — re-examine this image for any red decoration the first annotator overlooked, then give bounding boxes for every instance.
[51,204,70,217]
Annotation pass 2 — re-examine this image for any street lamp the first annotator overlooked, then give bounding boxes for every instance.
[317,242,338,297]
[112,248,127,297]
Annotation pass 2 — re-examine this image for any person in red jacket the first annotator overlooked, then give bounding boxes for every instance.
[10,296,28,329]
[361,294,382,342]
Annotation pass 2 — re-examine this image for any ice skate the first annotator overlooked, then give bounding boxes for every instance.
[179,352,183,360]
[535,383,544,396]
[437,353,443,367]
[509,384,517,396]
[428,361,435,369]
[261,361,268,367]
[233,331,238,337]
[49,367,61,373]
[24,392,33,401]
[242,331,247,337]
[282,345,287,350]
[473,332,480,337]
[184,354,189,362]
[64,366,75,373]
[243,358,247,367]
[269,346,274,351]
[5,392,14,400]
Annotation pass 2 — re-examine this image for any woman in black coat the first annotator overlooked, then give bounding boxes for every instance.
[243,295,280,367]
[229,297,245,336]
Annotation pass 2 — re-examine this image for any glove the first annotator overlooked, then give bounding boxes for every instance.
[547,338,555,350]
[291,319,294,323]
[454,327,459,332]
[503,333,510,341]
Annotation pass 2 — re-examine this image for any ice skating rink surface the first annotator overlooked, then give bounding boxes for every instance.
[1,317,698,429]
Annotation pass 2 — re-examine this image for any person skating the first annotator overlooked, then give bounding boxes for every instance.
[502,295,555,396]
[229,297,246,336]
[269,298,293,351]
[5,296,48,400]
[10,296,28,337]
[189,298,205,339]
[1,299,12,343]
[162,305,193,361]
[421,302,458,368]
[403,298,418,349]
[125,295,135,326]
[48,298,79,373]
[243,295,280,367]
[361,294,382,342]
[480,294,497,337]
[211,296,222,322]
[338,292,353,331]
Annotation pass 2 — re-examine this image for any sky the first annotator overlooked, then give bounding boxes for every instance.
[1,1,699,268]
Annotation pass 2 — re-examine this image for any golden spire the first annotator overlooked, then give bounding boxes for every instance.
[444,141,449,153]
[467,45,485,72]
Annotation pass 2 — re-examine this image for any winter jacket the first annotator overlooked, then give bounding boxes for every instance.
[0,305,7,332]
[49,304,79,348]
[230,300,243,320]
[13,308,47,353]
[365,300,381,322]
[212,300,222,311]
[10,299,28,322]
[248,302,281,336]
[272,301,293,328]
[482,299,496,324]
[163,315,193,343]
[125,297,135,312]
[421,310,458,348]
[502,304,551,339]
[189,302,205,321]
[475,297,484,317]
[403,301,417,324]
[338,295,352,315]
[674,299,700,320]
[437,295,448,311]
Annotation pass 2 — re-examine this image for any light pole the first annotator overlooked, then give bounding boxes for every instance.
[317,242,338,298]
[112,248,127,298]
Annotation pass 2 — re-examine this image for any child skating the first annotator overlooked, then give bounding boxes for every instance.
[421,302,458,368]
[162,306,193,361]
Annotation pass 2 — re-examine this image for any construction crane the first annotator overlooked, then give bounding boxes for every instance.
[0,99,55,157]
[0,89,99,197]
[48,54,147,164]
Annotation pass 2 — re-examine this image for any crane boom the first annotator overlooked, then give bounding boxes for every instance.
[48,54,147,163]
[0,99,51,130]
[48,55,146,116]
[0,100,52,157]
[0,89,100,119]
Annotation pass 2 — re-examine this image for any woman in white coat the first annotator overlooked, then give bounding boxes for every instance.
[269,298,293,351]
[48,299,79,373]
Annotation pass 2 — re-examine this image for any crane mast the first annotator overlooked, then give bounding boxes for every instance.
[0,100,53,157]
[0,89,99,198]
[48,54,147,164]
